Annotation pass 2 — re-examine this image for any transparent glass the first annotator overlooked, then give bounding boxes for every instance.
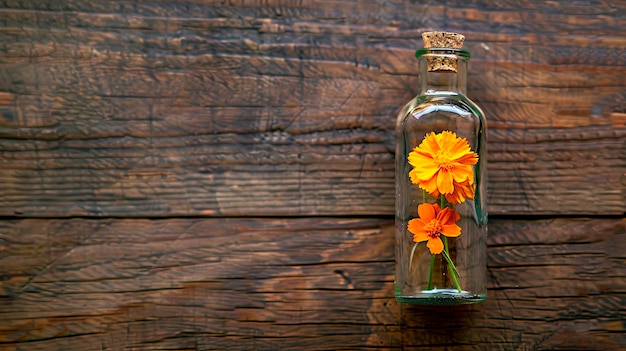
[395,49,487,304]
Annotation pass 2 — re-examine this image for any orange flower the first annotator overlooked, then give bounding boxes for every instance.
[408,203,461,255]
[408,131,478,200]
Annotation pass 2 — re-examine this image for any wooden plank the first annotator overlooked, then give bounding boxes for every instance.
[0,217,624,350]
[0,2,624,217]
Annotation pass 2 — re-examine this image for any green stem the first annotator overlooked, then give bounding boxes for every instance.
[427,254,435,290]
[422,189,426,204]
[442,237,462,292]
[440,194,445,208]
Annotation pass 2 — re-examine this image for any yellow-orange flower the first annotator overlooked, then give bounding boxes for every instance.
[408,131,478,201]
[408,203,461,255]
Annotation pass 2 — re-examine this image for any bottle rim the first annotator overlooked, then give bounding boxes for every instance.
[415,48,471,59]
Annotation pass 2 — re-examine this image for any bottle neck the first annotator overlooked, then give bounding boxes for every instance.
[416,51,468,96]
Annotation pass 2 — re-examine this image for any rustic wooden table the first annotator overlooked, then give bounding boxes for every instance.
[0,1,624,350]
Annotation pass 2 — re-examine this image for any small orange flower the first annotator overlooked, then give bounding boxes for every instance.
[408,203,461,255]
[408,131,478,199]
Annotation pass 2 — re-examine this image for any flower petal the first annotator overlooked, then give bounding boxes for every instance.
[456,152,479,165]
[450,165,473,182]
[448,139,472,159]
[418,175,439,194]
[417,203,436,220]
[442,224,461,237]
[436,170,454,194]
[437,207,454,224]
[446,179,476,204]
[427,237,444,254]
[420,132,440,154]
[432,203,442,213]
[445,191,464,205]
[408,168,421,184]
[413,232,429,243]
[407,150,434,167]
[407,218,427,234]
[417,165,441,180]
[452,209,461,221]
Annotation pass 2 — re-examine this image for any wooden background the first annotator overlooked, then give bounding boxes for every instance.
[0,1,624,350]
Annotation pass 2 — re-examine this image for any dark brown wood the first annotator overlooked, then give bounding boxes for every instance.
[0,1,624,350]
[0,2,624,217]
[1,217,624,350]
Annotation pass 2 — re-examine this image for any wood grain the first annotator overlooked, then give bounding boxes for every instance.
[0,1,624,217]
[1,217,624,350]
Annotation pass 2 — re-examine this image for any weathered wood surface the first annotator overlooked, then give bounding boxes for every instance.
[0,217,624,350]
[1,1,624,217]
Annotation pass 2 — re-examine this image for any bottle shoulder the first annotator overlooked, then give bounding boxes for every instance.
[396,93,485,123]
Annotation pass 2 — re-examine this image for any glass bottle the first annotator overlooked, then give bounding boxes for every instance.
[395,32,487,304]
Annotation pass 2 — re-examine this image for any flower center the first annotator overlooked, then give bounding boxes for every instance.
[434,150,454,170]
[424,219,443,239]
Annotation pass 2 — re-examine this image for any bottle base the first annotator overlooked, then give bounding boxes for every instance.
[396,288,486,305]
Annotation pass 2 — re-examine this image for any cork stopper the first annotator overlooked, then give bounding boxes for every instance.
[421,31,465,72]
